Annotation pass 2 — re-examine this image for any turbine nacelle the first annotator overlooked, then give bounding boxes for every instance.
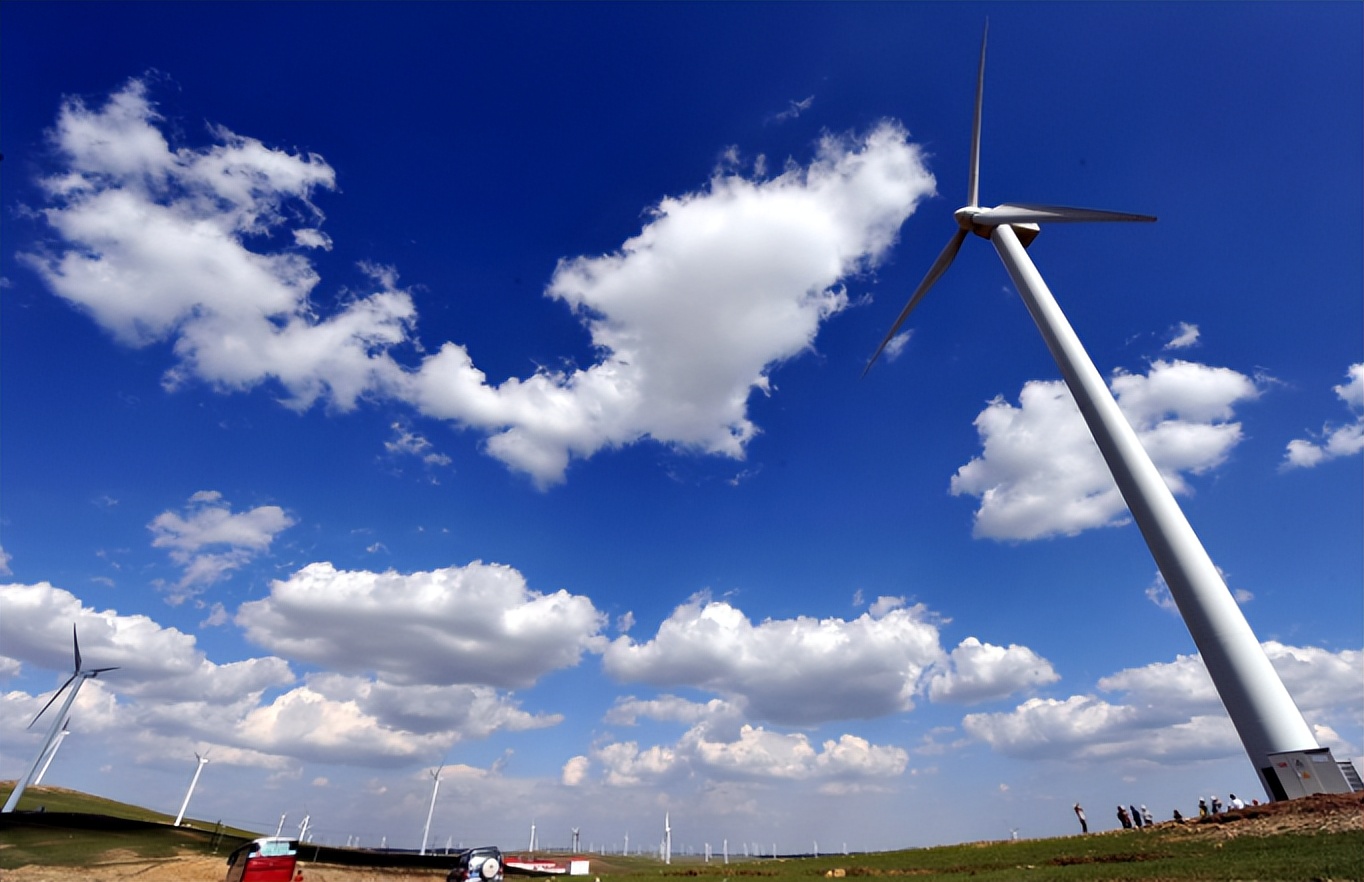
[953,205,1041,245]
[863,24,1153,376]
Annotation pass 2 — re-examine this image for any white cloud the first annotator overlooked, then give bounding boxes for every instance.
[1283,363,1364,469]
[236,561,607,689]
[384,422,452,468]
[603,596,1055,724]
[605,694,742,728]
[1164,322,1200,349]
[0,581,293,701]
[305,673,559,738]
[961,642,1362,764]
[0,579,573,770]
[587,724,907,788]
[25,79,936,487]
[406,123,933,485]
[148,491,295,598]
[601,594,944,725]
[561,754,590,786]
[880,330,912,363]
[925,637,1060,705]
[952,359,1261,540]
[770,95,815,124]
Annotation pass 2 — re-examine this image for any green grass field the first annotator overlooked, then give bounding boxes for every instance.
[2,783,1361,881]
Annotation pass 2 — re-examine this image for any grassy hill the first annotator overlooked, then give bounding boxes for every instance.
[0,781,255,870]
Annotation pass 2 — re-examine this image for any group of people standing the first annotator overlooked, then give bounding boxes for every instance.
[1196,793,1247,818]
[1071,792,1249,834]
[1112,803,1154,830]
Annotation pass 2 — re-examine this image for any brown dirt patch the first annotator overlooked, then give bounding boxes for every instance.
[0,857,447,882]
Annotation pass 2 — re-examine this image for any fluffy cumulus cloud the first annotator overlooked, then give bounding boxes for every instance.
[0,578,579,771]
[961,642,1362,763]
[24,78,937,487]
[582,725,907,790]
[148,491,295,599]
[602,594,1057,726]
[925,637,1059,705]
[236,561,607,689]
[0,581,293,701]
[952,359,1261,540]
[1283,363,1364,469]
[21,80,413,412]
[601,594,944,725]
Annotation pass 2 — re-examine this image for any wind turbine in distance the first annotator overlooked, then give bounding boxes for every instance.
[2,625,118,813]
[866,24,1346,801]
[420,766,443,856]
[173,750,211,826]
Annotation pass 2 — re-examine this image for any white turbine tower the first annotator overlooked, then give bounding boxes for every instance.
[663,812,671,865]
[32,717,72,786]
[3,626,118,813]
[866,24,1348,801]
[420,766,443,856]
[173,750,211,826]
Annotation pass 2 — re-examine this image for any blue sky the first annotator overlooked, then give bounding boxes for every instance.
[2,1,1360,853]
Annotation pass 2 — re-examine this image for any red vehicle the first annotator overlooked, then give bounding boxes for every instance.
[224,837,303,882]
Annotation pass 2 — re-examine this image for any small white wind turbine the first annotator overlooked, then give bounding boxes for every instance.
[32,717,72,786]
[420,766,443,856]
[866,23,1336,800]
[2,625,118,813]
[173,750,211,826]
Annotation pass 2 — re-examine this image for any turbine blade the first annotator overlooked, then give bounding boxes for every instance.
[975,203,1156,225]
[29,674,78,728]
[967,21,988,207]
[72,624,82,673]
[864,228,968,375]
[88,666,119,676]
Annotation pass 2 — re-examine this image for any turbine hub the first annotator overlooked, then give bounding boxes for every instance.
[953,205,994,239]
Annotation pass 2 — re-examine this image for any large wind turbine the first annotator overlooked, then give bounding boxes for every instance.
[32,717,72,786]
[3,626,118,813]
[173,750,211,826]
[867,25,1346,801]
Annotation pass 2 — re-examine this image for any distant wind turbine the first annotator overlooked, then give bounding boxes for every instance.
[420,766,443,856]
[173,750,211,826]
[866,23,1345,801]
[32,717,72,786]
[2,625,118,813]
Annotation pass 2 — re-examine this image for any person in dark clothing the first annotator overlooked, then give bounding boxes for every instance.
[1130,804,1144,828]
[1116,806,1132,829]
[1073,803,1088,834]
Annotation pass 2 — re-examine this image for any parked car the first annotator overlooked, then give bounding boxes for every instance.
[447,845,504,882]
[224,837,301,882]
